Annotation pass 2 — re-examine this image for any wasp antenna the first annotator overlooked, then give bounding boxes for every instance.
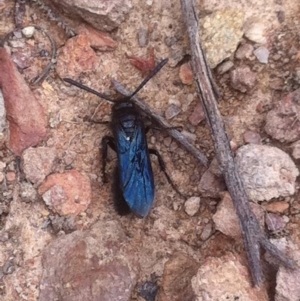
[63,78,117,103]
[129,58,168,99]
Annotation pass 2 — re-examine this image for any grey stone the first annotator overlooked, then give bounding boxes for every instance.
[50,0,132,32]
[235,144,299,201]
[254,46,270,64]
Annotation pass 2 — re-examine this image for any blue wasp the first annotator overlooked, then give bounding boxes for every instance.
[64,59,181,218]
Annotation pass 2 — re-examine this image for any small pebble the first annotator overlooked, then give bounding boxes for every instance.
[217,60,234,75]
[200,223,212,241]
[137,27,148,47]
[0,231,9,242]
[13,31,22,39]
[244,22,267,44]
[41,209,50,217]
[168,97,181,107]
[230,66,256,93]
[188,103,205,126]
[172,200,182,211]
[266,213,287,231]
[6,172,16,182]
[269,78,284,90]
[230,140,238,152]
[292,140,300,159]
[243,130,261,144]
[235,43,254,59]
[0,172,4,183]
[184,196,201,216]
[8,40,25,48]
[2,261,15,275]
[265,201,289,213]
[181,130,196,142]
[22,26,35,38]
[165,104,181,120]
[282,215,289,223]
[163,136,172,147]
[272,53,281,61]
[0,161,5,171]
[19,182,37,202]
[254,46,269,64]
[179,63,193,85]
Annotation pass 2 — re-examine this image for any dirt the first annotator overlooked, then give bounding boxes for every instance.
[0,0,300,300]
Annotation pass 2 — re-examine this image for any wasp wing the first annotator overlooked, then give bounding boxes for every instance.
[115,122,155,217]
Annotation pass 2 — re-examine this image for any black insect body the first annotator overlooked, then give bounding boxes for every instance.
[102,101,155,217]
[64,59,181,217]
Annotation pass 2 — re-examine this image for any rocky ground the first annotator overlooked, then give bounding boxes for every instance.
[0,0,300,300]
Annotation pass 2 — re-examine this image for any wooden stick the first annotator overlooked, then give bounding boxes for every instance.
[180,0,294,286]
[112,80,209,167]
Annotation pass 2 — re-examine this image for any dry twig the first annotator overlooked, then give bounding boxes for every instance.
[180,0,294,286]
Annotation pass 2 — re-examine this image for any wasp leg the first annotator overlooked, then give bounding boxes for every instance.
[149,149,184,198]
[102,136,116,183]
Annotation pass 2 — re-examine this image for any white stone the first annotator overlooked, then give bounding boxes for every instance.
[244,22,267,44]
[184,196,201,216]
[254,46,270,64]
[22,26,35,38]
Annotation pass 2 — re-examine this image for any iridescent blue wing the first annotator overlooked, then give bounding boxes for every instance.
[115,123,155,217]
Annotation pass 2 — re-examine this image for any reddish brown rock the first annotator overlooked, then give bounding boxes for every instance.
[179,63,193,85]
[159,253,198,301]
[56,34,98,79]
[21,147,57,185]
[265,201,289,214]
[38,170,91,216]
[265,89,300,143]
[0,48,47,155]
[188,103,205,126]
[192,253,268,300]
[230,66,256,93]
[213,192,264,239]
[39,220,138,301]
[198,170,226,198]
[77,23,117,51]
[50,0,132,32]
